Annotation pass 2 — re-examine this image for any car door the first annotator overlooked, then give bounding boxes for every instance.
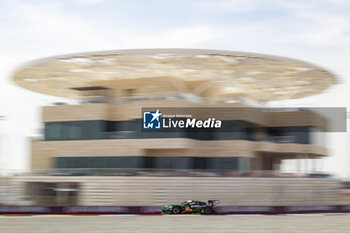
[191,201,204,212]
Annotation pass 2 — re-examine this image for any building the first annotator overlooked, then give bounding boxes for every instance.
[9,49,340,206]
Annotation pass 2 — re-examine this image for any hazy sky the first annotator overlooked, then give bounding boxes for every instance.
[0,0,349,178]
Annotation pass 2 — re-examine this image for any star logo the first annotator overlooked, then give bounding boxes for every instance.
[150,109,161,122]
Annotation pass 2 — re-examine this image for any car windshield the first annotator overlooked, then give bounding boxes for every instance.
[181,200,192,205]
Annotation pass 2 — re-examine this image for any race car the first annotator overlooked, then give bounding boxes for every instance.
[162,200,220,215]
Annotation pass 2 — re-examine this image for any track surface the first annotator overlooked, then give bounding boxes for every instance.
[0,215,350,233]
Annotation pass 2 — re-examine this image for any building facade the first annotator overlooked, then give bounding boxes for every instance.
[31,100,327,174]
[10,49,339,206]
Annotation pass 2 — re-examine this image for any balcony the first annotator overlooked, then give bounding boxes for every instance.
[258,136,296,143]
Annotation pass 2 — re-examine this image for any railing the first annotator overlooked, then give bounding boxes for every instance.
[256,136,296,143]
[38,131,300,142]
[11,168,331,178]
[104,131,136,139]
[274,135,296,143]
[48,94,202,106]
[261,108,304,112]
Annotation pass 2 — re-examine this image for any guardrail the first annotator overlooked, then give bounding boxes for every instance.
[0,205,349,215]
[15,169,330,178]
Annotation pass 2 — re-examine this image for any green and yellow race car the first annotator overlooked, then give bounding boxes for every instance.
[162,200,220,215]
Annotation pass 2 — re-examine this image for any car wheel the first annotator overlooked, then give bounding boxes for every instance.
[203,207,213,215]
[172,206,181,214]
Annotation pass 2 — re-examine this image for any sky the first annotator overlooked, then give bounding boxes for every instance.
[0,0,349,178]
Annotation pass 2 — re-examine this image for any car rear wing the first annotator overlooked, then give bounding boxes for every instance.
[208,200,220,205]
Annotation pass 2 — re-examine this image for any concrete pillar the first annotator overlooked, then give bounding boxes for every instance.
[296,155,301,173]
[273,157,281,172]
[312,157,316,173]
[305,155,309,173]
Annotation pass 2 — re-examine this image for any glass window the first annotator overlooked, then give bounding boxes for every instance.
[175,157,191,169]
[155,157,176,169]
[213,120,253,140]
[45,120,260,141]
[75,157,88,168]
[46,121,104,140]
[266,126,310,144]
[207,157,240,170]
[55,156,142,169]
[106,121,117,132]
[144,157,155,169]
[54,156,249,171]
[69,126,81,139]
[192,157,208,169]
[238,157,250,172]
[55,157,69,168]
[45,123,62,140]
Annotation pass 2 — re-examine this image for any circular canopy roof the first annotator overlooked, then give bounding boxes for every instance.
[13,48,337,102]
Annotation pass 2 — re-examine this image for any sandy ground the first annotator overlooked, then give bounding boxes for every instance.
[0,214,349,233]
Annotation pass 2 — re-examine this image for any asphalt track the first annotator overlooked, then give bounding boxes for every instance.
[0,214,350,233]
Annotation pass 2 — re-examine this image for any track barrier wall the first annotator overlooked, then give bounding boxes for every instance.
[1,205,350,215]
